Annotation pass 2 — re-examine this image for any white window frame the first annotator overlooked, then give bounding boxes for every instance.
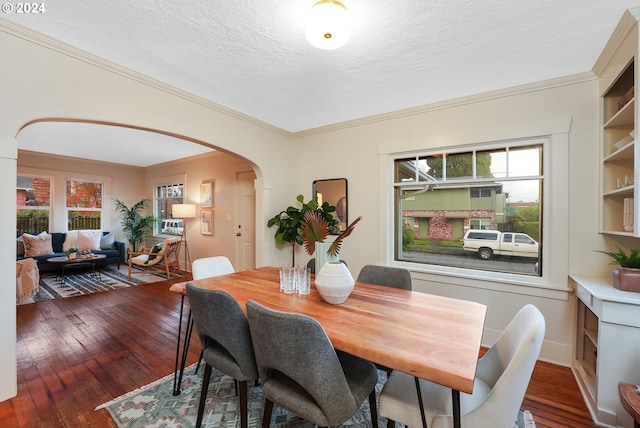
[378,129,570,297]
[65,178,104,231]
[152,174,187,238]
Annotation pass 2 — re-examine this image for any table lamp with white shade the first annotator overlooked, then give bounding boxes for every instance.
[172,203,196,273]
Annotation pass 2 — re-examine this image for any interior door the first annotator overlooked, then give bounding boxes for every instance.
[235,171,256,271]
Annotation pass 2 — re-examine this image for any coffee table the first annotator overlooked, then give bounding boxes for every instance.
[47,254,106,286]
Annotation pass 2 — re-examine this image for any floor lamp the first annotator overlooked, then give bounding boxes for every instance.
[172,203,196,274]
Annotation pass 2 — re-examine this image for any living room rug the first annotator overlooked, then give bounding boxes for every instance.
[18,265,180,305]
[96,364,536,428]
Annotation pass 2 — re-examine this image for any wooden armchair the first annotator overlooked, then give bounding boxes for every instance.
[128,237,181,280]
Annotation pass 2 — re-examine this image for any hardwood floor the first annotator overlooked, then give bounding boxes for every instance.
[0,278,596,428]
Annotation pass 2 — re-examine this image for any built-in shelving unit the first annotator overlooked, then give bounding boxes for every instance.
[598,9,640,236]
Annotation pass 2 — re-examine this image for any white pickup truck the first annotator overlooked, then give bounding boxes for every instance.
[462,230,539,260]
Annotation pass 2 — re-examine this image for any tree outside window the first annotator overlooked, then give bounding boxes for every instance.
[66,180,103,230]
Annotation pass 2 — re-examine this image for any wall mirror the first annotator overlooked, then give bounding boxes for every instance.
[313,178,348,233]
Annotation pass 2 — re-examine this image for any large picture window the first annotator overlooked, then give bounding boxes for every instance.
[66,179,103,230]
[17,175,51,234]
[394,140,543,276]
[155,183,185,236]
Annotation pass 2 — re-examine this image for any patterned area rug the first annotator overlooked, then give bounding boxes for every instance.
[97,364,536,428]
[18,264,179,305]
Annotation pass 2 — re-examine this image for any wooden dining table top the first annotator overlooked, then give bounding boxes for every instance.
[170,266,487,394]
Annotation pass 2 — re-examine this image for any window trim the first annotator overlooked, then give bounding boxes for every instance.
[65,178,104,231]
[379,132,570,296]
[152,173,187,238]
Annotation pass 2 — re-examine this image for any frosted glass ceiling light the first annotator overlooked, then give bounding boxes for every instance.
[306,0,350,50]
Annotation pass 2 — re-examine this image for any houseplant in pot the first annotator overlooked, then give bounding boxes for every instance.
[596,246,640,292]
[267,195,339,266]
[301,211,362,304]
[113,198,159,252]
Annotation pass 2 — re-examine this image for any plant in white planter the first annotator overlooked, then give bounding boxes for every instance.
[596,246,640,292]
[301,211,362,304]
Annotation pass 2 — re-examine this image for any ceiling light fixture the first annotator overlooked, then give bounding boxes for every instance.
[305,0,350,50]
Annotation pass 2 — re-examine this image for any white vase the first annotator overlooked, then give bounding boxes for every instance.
[315,261,354,304]
[314,241,339,273]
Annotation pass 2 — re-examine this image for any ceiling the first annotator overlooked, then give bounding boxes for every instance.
[6,1,640,166]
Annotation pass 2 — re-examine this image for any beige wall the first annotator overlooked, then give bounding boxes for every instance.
[144,152,255,265]
[0,19,621,402]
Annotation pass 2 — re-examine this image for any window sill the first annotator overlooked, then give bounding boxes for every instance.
[393,261,572,301]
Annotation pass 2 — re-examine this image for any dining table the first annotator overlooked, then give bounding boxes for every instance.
[169,266,487,428]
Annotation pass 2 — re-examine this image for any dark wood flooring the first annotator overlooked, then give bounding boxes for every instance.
[0,277,597,427]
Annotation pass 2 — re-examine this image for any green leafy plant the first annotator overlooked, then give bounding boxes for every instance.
[596,246,640,269]
[113,198,159,252]
[301,211,362,257]
[65,246,79,256]
[267,195,340,265]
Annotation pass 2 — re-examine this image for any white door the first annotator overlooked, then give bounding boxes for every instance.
[235,171,256,271]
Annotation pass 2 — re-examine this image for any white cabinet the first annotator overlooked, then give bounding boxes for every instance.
[571,275,640,428]
[596,8,640,236]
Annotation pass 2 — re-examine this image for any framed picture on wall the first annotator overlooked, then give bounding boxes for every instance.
[201,180,214,208]
[201,210,213,235]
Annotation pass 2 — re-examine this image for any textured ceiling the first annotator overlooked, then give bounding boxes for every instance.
[5,1,640,165]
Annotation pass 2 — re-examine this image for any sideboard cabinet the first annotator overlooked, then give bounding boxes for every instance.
[571,275,640,427]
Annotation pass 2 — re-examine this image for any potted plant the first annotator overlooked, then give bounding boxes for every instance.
[596,246,640,292]
[113,198,160,252]
[301,210,362,304]
[267,195,339,265]
[65,246,79,259]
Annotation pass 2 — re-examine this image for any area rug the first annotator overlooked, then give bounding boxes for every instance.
[96,364,536,428]
[18,265,180,305]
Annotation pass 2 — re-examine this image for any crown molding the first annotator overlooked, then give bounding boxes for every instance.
[0,18,290,137]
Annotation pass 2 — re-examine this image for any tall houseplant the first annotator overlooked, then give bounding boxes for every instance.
[113,198,159,252]
[267,195,339,265]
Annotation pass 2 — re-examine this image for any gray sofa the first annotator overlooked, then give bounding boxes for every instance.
[17,231,126,273]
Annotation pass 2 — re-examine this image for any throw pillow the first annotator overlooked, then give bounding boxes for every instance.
[22,232,54,257]
[63,230,79,252]
[77,230,102,251]
[100,232,115,249]
[147,242,163,262]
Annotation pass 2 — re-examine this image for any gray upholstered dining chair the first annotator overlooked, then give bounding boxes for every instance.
[185,283,259,428]
[379,304,545,428]
[246,299,379,428]
[357,264,412,374]
[356,264,412,290]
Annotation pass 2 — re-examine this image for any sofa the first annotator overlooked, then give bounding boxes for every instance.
[17,231,126,273]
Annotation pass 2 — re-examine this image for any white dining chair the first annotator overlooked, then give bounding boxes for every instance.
[379,304,545,428]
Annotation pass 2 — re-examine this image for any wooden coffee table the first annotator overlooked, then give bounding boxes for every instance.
[47,254,107,286]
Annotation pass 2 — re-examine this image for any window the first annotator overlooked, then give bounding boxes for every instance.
[66,179,103,230]
[155,183,185,236]
[17,175,51,234]
[394,140,543,276]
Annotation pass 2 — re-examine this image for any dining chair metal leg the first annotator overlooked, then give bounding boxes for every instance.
[369,389,379,428]
[195,363,212,428]
[239,380,249,428]
[262,398,273,428]
[172,303,194,396]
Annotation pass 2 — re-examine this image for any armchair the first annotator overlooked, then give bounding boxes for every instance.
[127,237,181,280]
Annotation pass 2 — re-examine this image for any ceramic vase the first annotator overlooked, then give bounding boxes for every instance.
[315,261,355,304]
[314,241,339,274]
[613,267,640,292]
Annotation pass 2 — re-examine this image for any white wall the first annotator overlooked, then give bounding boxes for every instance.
[0,19,618,402]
